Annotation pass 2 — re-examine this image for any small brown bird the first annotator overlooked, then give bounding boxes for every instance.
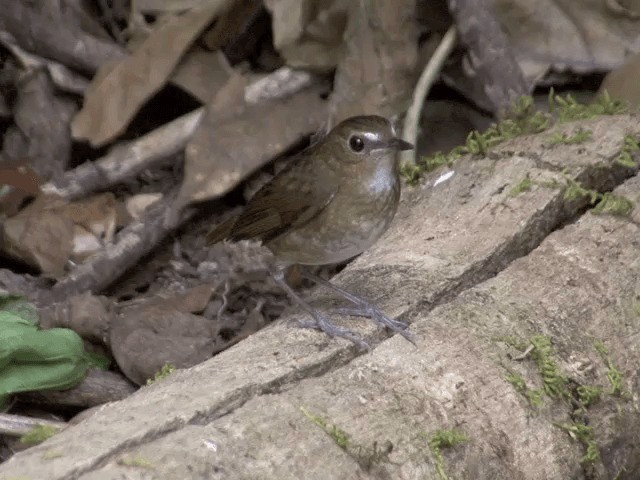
[207,115,414,349]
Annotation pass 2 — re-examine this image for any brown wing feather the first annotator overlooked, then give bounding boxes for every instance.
[223,155,339,244]
[206,215,238,245]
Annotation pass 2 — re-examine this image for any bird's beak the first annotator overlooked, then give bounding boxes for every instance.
[388,137,414,151]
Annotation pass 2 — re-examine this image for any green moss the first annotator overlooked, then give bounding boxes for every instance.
[592,192,634,216]
[496,334,530,351]
[576,385,602,407]
[301,406,349,449]
[530,335,570,399]
[550,89,627,123]
[614,135,640,168]
[556,422,600,464]
[593,339,608,356]
[562,178,600,203]
[509,175,533,197]
[19,425,58,446]
[505,371,544,407]
[594,341,629,397]
[549,128,593,145]
[633,302,640,316]
[562,177,634,217]
[548,128,592,146]
[118,455,155,469]
[605,363,626,397]
[146,363,175,385]
[401,151,460,184]
[41,449,63,460]
[402,91,628,184]
[428,429,468,480]
[537,179,562,189]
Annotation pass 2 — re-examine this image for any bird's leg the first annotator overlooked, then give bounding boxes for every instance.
[270,268,370,350]
[299,269,416,345]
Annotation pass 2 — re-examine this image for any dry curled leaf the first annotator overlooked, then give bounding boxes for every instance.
[2,70,76,180]
[598,52,640,106]
[72,1,233,147]
[0,162,43,217]
[125,193,163,220]
[176,83,328,208]
[64,193,118,262]
[1,193,119,274]
[2,195,73,276]
[170,48,232,103]
[491,0,640,79]
[265,0,348,71]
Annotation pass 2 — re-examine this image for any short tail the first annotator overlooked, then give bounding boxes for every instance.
[206,216,237,245]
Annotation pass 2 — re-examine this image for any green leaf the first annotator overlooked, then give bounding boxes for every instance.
[0,298,109,409]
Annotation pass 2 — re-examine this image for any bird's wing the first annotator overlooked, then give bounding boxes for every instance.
[216,156,339,244]
[206,215,238,245]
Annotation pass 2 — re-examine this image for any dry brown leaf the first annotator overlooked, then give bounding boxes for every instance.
[125,193,163,220]
[208,71,248,114]
[433,0,640,109]
[0,162,43,216]
[64,193,118,243]
[491,0,640,79]
[176,83,328,208]
[1,192,119,274]
[71,1,233,147]
[2,70,76,180]
[598,52,640,106]
[2,195,74,276]
[203,0,261,51]
[329,0,418,122]
[170,48,232,103]
[265,0,348,71]
[64,193,118,262]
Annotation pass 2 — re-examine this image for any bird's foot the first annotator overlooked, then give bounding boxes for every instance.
[297,314,370,351]
[331,305,416,345]
[299,270,416,345]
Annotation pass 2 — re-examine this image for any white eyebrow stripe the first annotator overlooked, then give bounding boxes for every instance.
[362,131,383,142]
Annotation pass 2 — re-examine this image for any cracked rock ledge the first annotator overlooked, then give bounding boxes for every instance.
[1,114,639,480]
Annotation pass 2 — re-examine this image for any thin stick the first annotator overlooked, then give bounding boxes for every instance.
[0,413,65,437]
[48,189,196,300]
[41,68,319,201]
[401,25,458,165]
[41,109,204,200]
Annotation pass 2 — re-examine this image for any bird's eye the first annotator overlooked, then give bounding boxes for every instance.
[348,135,365,153]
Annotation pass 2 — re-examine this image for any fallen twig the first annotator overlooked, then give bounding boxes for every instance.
[42,109,205,200]
[42,68,320,201]
[0,31,89,95]
[402,25,457,164]
[0,413,65,438]
[49,188,197,299]
[0,1,125,74]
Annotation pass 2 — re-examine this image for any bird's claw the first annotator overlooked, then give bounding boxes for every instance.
[330,306,416,346]
[296,316,370,350]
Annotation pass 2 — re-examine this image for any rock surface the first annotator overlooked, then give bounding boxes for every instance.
[1,114,639,479]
